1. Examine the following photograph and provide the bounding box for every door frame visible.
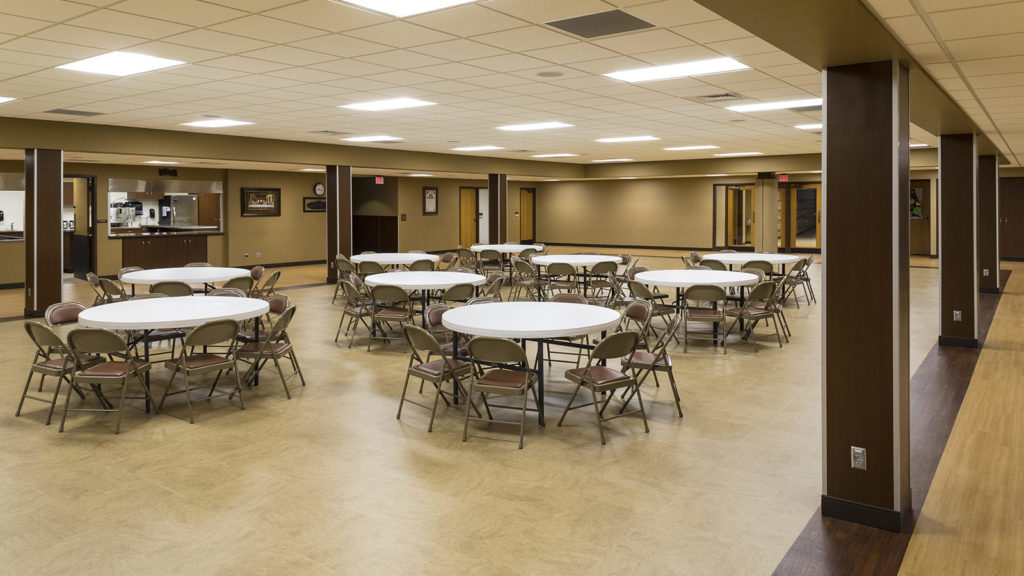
[519,187,536,244]
[782,181,822,253]
[459,186,479,247]
[65,174,97,279]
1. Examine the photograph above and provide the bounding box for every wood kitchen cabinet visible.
[127,191,164,201]
[122,235,208,268]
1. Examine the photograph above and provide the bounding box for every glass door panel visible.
[726,184,755,248]
[788,183,821,250]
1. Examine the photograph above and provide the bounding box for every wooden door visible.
[198,193,221,228]
[459,187,477,246]
[519,188,535,243]
[788,183,822,250]
[1000,177,1024,259]
[910,180,930,255]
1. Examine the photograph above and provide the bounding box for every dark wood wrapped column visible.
[977,154,999,294]
[488,173,507,244]
[24,149,63,317]
[939,134,979,347]
[326,165,352,284]
[822,60,911,532]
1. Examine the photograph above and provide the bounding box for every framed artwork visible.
[303,196,327,213]
[241,188,281,217]
[910,185,924,219]
[423,186,438,215]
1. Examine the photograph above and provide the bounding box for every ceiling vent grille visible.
[310,130,349,136]
[46,108,103,116]
[546,10,654,39]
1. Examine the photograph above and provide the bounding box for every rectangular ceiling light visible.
[795,123,823,130]
[57,51,185,77]
[344,135,403,142]
[452,145,503,151]
[409,173,434,177]
[532,153,578,158]
[341,97,436,111]
[592,158,633,163]
[181,119,253,128]
[299,168,325,172]
[664,145,718,151]
[909,143,929,148]
[142,160,179,165]
[497,121,573,132]
[604,57,748,83]
[0,96,17,104]
[329,0,477,17]
[713,152,764,157]
[595,135,659,143]
[726,98,823,112]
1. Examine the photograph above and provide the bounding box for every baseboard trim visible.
[821,494,911,533]
[0,282,22,289]
[242,259,324,269]
[980,287,1001,294]
[938,335,980,348]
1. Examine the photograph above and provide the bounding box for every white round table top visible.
[634,269,760,288]
[700,252,801,266]
[442,301,621,339]
[78,296,270,330]
[120,267,251,285]
[350,253,440,265]
[531,254,621,268]
[365,271,486,290]
[470,244,542,254]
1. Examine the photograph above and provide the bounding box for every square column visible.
[977,154,999,293]
[24,149,63,316]
[326,165,352,284]
[939,134,979,347]
[822,60,911,531]
[488,173,508,244]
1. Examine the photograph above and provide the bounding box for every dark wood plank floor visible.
[773,270,1009,576]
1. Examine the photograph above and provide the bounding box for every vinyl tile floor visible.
[0,258,941,575]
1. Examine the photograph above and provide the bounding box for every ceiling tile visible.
[210,15,326,43]
[0,13,53,35]
[524,42,619,64]
[904,42,948,64]
[407,5,525,36]
[308,58,392,76]
[409,39,507,61]
[473,26,575,52]
[241,45,337,66]
[884,15,936,45]
[930,3,1024,41]
[413,62,492,80]
[264,0,389,33]
[958,55,1024,77]
[706,36,780,58]
[108,0,245,26]
[864,0,916,18]
[672,19,752,44]
[162,29,273,53]
[203,0,303,13]
[483,0,618,23]
[357,50,446,69]
[593,29,694,53]
[128,41,226,63]
[266,67,344,83]
[946,33,1024,61]
[0,0,94,21]
[466,53,552,73]
[290,34,390,58]
[344,21,456,49]
[202,55,293,74]
[1,37,106,59]
[28,24,146,50]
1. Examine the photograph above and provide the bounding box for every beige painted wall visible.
[536,177,717,248]
[0,241,24,284]
[395,177,485,251]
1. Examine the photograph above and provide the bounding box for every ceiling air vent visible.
[791,105,823,113]
[46,108,103,116]
[698,93,742,102]
[311,130,349,136]
[546,10,654,39]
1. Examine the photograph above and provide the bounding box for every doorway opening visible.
[63,175,96,280]
[519,187,535,244]
[459,187,479,246]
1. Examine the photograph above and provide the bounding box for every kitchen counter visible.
[109,225,221,237]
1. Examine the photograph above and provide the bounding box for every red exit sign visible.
[778,174,789,182]
[375,176,384,185]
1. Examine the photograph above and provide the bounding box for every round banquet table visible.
[120,267,251,287]
[365,271,487,324]
[443,301,621,425]
[349,253,440,267]
[531,254,622,298]
[469,244,542,254]
[699,252,800,271]
[634,269,760,290]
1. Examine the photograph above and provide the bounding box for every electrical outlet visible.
[983,269,990,277]
[255,250,262,258]
[243,252,249,259]
[953,310,962,322]
[851,446,867,470]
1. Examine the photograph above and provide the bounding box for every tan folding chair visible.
[207,287,246,298]
[367,285,413,351]
[398,325,478,432]
[256,270,281,297]
[621,314,683,417]
[703,259,727,271]
[159,319,243,423]
[150,281,193,297]
[17,322,102,424]
[544,262,577,296]
[61,328,153,434]
[237,307,306,399]
[441,283,475,305]
[222,275,254,294]
[184,262,211,267]
[463,337,539,449]
[725,281,784,350]
[558,330,647,444]
[86,272,106,306]
[477,249,503,276]
[545,293,591,367]
[99,278,129,304]
[408,259,434,271]
[439,252,458,270]
[682,284,728,353]
[335,282,372,347]
[332,256,357,304]
[45,301,86,328]
[587,260,619,305]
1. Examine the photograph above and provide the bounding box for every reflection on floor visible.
[0,255,943,575]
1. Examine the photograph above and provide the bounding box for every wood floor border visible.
[773,269,1009,576]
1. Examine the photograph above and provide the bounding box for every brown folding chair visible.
[335,282,372,348]
[463,337,539,449]
[16,322,102,424]
[150,281,193,297]
[398,325,477,432]
[237,307,306,399]
[622,314,683,417]
[159,319,243,423]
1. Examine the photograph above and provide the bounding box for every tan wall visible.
[224,170,326,267]
[395,177,486,251]
[536,177,717,248]
[0,241,24,284]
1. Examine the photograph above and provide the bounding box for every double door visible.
[721,182,821,251]
[1000,177,1024,259]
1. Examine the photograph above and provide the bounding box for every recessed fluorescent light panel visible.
[496,121,573,132]
[409,173,434,177]
[544,179,560,182]
[713,152,764,157]
[592,158,633,163]
[142,160,179,165]
[727,98,823,112]
[706,173,728,177]
[620,177,637,179]
[595,135,659,143]
[341,97,436,111]
[604,57,748,83]
[795,123,823,130]
[57,51,184,77]
[344,135,403,142]
[182,119,253,128]
[0,96,16,104]
[452,145,503,151]
[532,153,578,158]
[299,168,325,172]
[664,145,719,151]
[329,0,477,17]
[909,143,929,148]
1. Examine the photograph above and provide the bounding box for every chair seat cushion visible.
[476,368,529,389]
[413,358,471,378]
[374,307,409,320]
[239,341,290,355]
[623,350,670,369]
[170,353,232,370]
[79,360,148,377]
[565,365,632,388]
[38,354,102,371]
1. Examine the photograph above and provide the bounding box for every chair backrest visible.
[223,276,254,291]
[425,303,450,330]
[485,272,504,284]
[263,306,297,342]
[150,281,193,297]
[261,270,281,291]
[625,266,647,280]
[360,250,376,255]
[702,259,727,271]
[184,262,212,267]
[86,272,102,288]
[479,249,501,261]
[408,249,426,254]
[371,284,410,306]
[25,321,67,355]
[547,262,575,277]
[408,259,434,272]
[440,252,457,269]
[648,314,681,359]
[684,284,726,303]
[746,281,776,303]
[467,296,499,305]
[518,247,539,260]
[484,277,504,299]
[342,280,364,305]
[739,267,765,282]
[118,266,142,286]
[359,261,386,275]
[45,302,86,327]
[457,248,476,264]
[185,319,240,347]
[403,325,443,357]
[744,260,774,275]
[207,287,247,297]
[130,292,167,300]
[590,330,638,361]
[67,327,128,355]
[335,256,355,275]
[442,283,475,303]
[689,265,711,271]
[550,292,587,304]
[250,265,265,282]
[618,254,631,266]
[626,280,653,300]
[514,259,536,276]
[267,294,291,314]
[99,278,125,301]
[590,260,618,276]
[468,336,528,365]
[623,299,652,324]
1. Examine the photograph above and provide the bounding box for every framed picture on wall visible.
[241,187,281,217]
[423,186,438,215]
[303,196,326,213]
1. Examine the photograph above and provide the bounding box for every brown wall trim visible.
[980,287,1001,294]
[821,495,912,533]
[938,335,980,348]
